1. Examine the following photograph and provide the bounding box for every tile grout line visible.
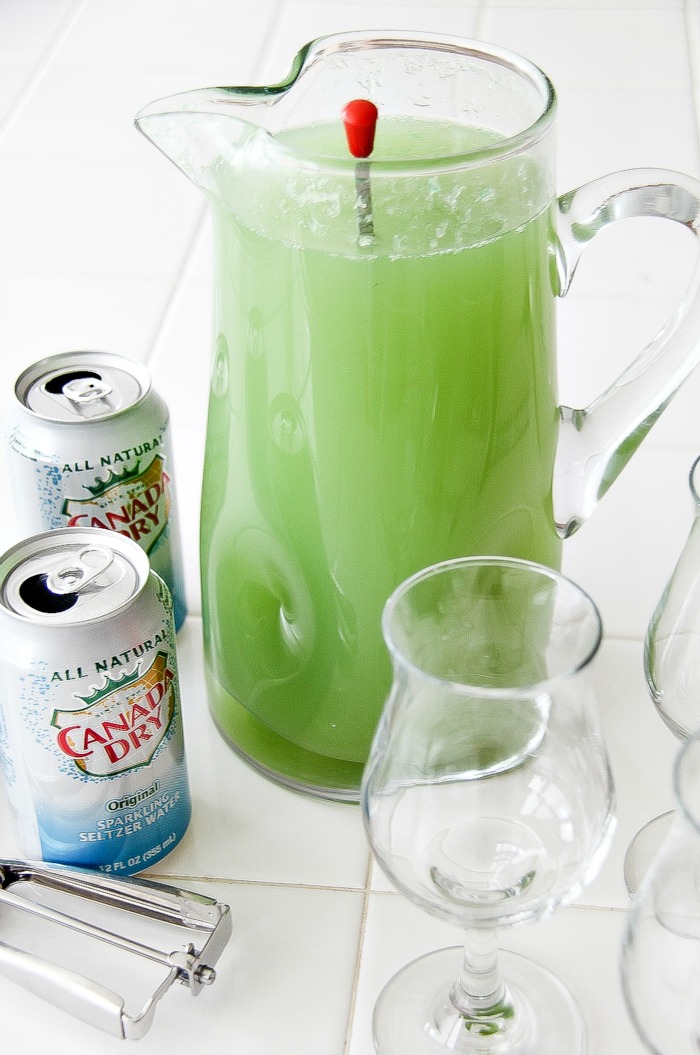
[146,871,369,895]
[0,0,91,147]
[473,0,491,40]
[252,0,297,82]
[343,852,374,1055]
[142,205,210,370]
[142,0,285,371]
[686,0,700,155]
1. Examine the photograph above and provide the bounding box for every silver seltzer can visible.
[6,350,187,630]
[0,528,192,875]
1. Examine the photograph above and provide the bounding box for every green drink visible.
[137,33,700,802]
[199,118,560,797]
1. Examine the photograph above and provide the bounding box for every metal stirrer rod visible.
[342,99,378,245]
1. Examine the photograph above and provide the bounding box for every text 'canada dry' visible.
[0,528,191,874]
[6,351,187,630]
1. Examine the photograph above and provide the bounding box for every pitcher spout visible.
[133,33,383,192]
[133,34,326,187]
[134,90,265,192]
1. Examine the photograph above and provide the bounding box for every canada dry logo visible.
[51,650,176,777]
[61,454,171,553]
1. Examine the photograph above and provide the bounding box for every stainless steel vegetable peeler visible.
[0,859,232,1039]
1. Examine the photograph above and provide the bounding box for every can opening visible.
[43,370,102,395]
[19,573,79,613]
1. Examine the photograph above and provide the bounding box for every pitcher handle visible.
[553,168,700,538]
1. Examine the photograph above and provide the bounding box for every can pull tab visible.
[46,546,114,596]
[62,376,113,406]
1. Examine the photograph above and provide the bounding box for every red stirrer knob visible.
[342,99,378,158]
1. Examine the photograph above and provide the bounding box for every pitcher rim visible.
[381,555,603,697]
[305,32,556,171]
[135,31,557,175]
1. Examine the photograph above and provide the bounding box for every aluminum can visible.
[6,351,187,630]
[0,528,192,875]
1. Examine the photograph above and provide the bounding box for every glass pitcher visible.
[135,32,700,800]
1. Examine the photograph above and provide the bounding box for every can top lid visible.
[15,351,151,423]
[0,529,149,625]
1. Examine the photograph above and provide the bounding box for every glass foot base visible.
[373,946,586,1054]
[623,810,676,897]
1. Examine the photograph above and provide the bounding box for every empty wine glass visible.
[624,453,700,895]
[361,556,616,1055]
[621,728,700,1054]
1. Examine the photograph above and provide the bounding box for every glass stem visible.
[450,929,514,1028]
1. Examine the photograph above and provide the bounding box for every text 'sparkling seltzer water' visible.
[0,528,191,874]
[6,351,187,630]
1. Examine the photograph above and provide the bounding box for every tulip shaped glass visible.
[361,556,615,1054]
[622,730,700,1054]
[624,453,700,895]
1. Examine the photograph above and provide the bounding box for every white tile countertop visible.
[0,1,699,1052]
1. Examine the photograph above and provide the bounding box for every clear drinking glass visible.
[361,556,616,1055]
[624,454,700,894]
[622,729,700,1054]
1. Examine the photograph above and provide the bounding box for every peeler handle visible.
[0,937,130,1038]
